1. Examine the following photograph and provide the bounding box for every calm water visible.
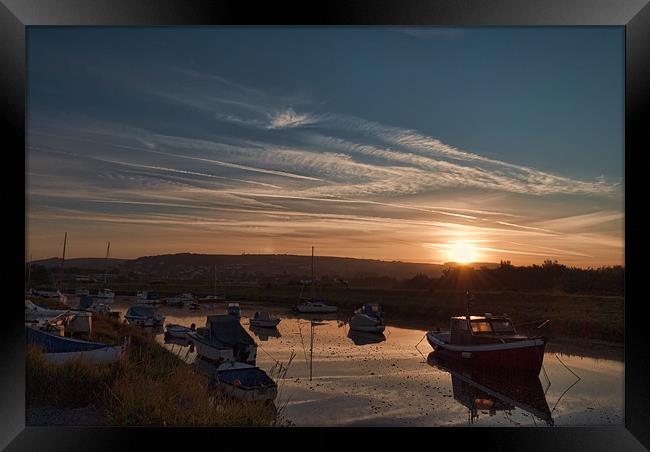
[112,299,623,427]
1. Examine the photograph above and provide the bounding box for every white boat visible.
[249,312,281,329]
[294,300,338,313]
[96,288,115,302]
[198,295,226,303]
[165,297,185,307]
[349,303,385,333]
[165,323,196,339]
[213,361,277,402]
[188,315,257,365]
[293,247,338,314]
[124,305,165,327]
[137,291,160,304]
[24,299,69,321]
[26,325,125,364]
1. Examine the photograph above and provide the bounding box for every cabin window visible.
[491,320,515,333]
[470,321,492,333]
[454,319,468,330]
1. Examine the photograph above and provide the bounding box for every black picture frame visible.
[2,0,649,450]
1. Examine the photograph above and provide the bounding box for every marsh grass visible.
[27,314,282,426]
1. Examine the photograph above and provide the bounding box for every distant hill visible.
[30,257,127,269]
[29,253,504,280]
[122,253,449,279]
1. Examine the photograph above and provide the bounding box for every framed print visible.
[2,0,649,450]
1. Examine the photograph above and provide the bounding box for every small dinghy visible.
[349,303,385,333]
[165,323,196,339]
[249,312,280,329]
[212,361,278,402]
[26,325,126,364]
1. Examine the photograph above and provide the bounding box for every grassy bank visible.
[26,314,282,426]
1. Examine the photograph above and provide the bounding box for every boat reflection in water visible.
[427,352,554,426]
[249,325,282,341]
[347,329,386,346]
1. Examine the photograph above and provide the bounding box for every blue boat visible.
[212,362,277,402]
[26,326,125,364]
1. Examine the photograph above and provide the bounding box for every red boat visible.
[426,313,547,374]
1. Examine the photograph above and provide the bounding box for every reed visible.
[27,315,284,426]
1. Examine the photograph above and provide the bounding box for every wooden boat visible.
[187,315,257,365]
[426,313,546,374]
[249,311,280,329]
[26,325,125,364]
[212,361,277,402]
[349,303,385,333]
[124,305,165,327]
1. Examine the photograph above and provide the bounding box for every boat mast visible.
[103,241,110,285]
[311,246,315,299]
[27,254,32,290]
[310,320,314,381]
[59,232,67,290]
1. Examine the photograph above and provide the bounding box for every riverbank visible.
[26,313,282,426]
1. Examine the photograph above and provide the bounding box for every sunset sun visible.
[447,242,478,263]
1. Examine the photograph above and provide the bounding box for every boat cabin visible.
[450,314,519,345]
[358,303,384,318]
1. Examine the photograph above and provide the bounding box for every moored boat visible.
[96,288,115,302]
[226,302,241,317]
[137,291,160,304]
[26,325,126,364]
[426,313,546,374]
[187,315,257,365]
[349,303,385,333]
[165,323,196,339]
[165,296,185,307]
[294,300,338,313]
[212,361,278,402]
[124,305,165,327]
[249,311,280,328]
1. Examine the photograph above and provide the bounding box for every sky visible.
[26,27,624,266]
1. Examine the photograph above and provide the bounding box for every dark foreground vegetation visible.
[26,310,282,426]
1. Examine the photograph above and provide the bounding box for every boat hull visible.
[295,306,338,313]
[188,333,236,363]
[349,323,385,333]
[217,382,277,402]
[250,319,280,328]
[43,346,125,364]
[426,332,546,374]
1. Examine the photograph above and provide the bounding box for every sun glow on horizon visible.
[447,241,479,263]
